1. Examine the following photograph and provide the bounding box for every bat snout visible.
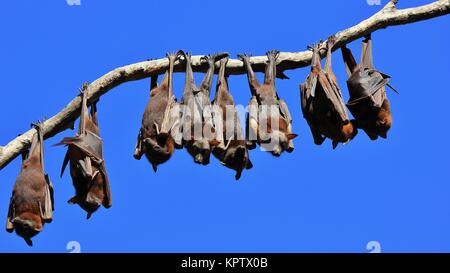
[271,145,283,157]
[12,217,41,242]
[13,218,35,230]
[197,155,211,165]
[194,154,204,164]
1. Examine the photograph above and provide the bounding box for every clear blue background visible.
[0,0,449,253]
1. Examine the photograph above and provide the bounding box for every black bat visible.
[211,57,253,180]
[300,38,357,149]
[7,122,54,246]
[178,51,228,165]
[238,50,297,157]
[134,52,181,172]
[54,83,111,219]
[341,34,398,140]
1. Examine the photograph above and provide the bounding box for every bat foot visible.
[237,53,251,62]
[266,50,280,61]
[327,35,336,47]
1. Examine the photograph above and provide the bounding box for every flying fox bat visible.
[6,122,54,246]
[341,34,398,140]
[300,39,357,149]
[54,83,111,219]
[238,50,298,157]
[178,51,228,165]
[211,57,253,180]
[134,52,181,172]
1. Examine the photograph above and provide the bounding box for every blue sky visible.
[0,0,449,253]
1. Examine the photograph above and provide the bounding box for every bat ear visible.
[287,133,298,140]
[209,139,220,148]
[34,225,43,232]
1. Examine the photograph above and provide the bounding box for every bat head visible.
[349,97,392,140]
[144,134,175,171]
[186,139,219,165]
[262,131,297,157]
[219,144,253,180]
[68,170,105,218]
[375,116,391,139]
[12,212,43,246]
[375,99,392,139]
[75,197,101,219]
[341,120,358,143]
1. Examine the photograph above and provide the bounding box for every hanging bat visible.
[211,57,253,180]
[134,52,181,172]
[300,39,357,149]
[341,34,398,140]
[178,51,227,165]
[54,83,111,219]
[6,122,54,246]
[238,50,298,157]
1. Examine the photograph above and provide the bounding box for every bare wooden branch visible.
[0,0,449,170]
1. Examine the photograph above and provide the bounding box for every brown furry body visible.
[301,41,357,149]
[212,58,253,180]
[239,50,297,156]
[55,84,111,219]
[341,35,394,140]
[7,123,53,246]
[134,53,179,172]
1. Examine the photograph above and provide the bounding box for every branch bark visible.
[0,0,449,170]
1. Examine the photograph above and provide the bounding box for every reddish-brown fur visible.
[301,41,357,149]
[55,85,111,219]
[7,123,53,246]
[352,96,392,140]
[134,53,179,172]
[341,35,394,140]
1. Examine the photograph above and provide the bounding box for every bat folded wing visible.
[55,131,104,162]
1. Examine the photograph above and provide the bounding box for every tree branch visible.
[0,0,449,170]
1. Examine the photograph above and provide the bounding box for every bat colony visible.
[5,34,397,246]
